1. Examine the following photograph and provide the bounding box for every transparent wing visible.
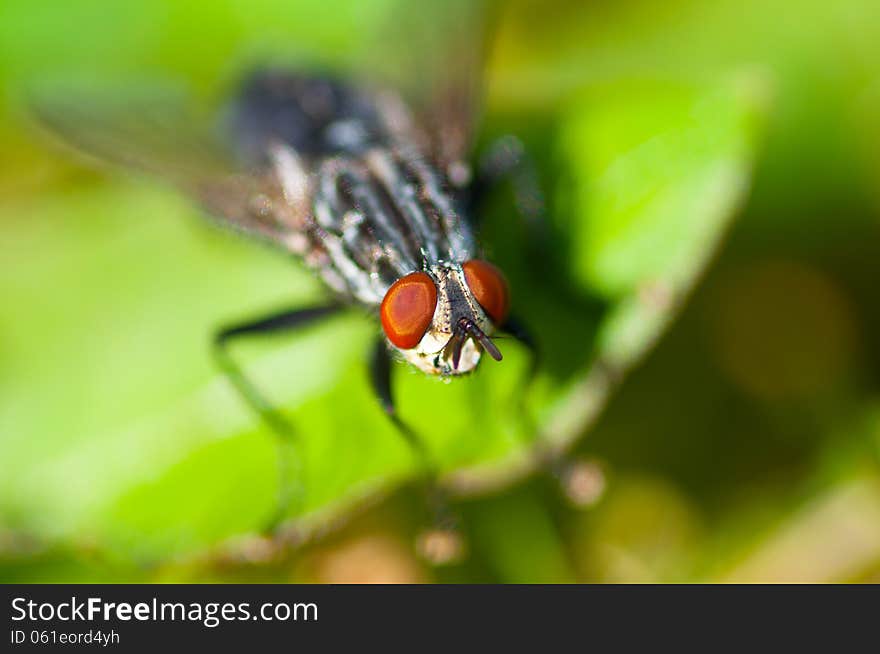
[31,83,309,248]
[358,0,498,166]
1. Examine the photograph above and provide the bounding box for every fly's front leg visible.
[501,314,539,391]
[475,143,598,507]
[498,313,544,455]
[369,339,464,565]
[469,135,547,237]
[369,338,433,468]
[502,308,601,508]
[213,303,343,531]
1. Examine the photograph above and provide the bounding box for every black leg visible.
[369,339,463,563]
[502,314,576,491]
[501,316,605,508]
[473,141,604,510]
[469,135,547,234]
[500,314,539,390]
[369,338,434,469]
[213,303,343,530]
[497,314,545,459]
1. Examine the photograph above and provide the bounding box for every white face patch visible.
[391,264,497,376]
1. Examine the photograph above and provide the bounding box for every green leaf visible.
[0,73,765,564]
[464,487,576,584]
[567,78,764,298]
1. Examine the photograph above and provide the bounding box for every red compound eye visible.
[380,272,438,349]
[463,259,509,324]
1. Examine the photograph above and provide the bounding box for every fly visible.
[32,7,540,557]
[225,71,511,376]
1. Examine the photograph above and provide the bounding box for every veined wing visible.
[356,0,498,169]
[31,84,313,251]
[30,78,465,305]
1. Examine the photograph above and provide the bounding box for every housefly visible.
[32,1,539,558]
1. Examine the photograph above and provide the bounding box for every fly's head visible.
[380,260,509,376]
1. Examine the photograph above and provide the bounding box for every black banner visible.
[2,584,876,650]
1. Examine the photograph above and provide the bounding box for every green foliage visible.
[0,74,763,564]
[2,0,879,582]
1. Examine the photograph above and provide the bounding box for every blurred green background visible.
[2,0,880,583]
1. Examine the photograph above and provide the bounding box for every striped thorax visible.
[267,126,507,376]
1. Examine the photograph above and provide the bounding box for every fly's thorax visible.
[394,263,495,376]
